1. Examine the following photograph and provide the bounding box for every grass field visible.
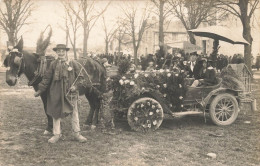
[0,71,259,166]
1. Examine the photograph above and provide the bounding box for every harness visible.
[8,49,25,79]
[28,55,54,86]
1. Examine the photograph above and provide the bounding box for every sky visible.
[0,0,149,50]
[0,0,260,56]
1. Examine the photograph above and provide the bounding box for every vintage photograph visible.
[0,0,259,165]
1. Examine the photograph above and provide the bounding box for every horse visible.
[4,38,107,134]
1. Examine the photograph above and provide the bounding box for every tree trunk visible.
[105,40,109,55]
[159,0,165,58]
[239,0,252,72]
[83,27,88,57]
[188,31,196,44]
[134,47,138,65]
[8,30,16,46]
[118,39,121,52]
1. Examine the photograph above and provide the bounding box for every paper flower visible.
[156,109,160,113]
[144,73,149,77]
[159,69,164,73]
[181,70,185,73]
[163,84,167,88]
[134,74,139,78]
[181,105,184,107]
[68,66,73,71]
[179,84,182,88]
[156,85,160,88]
[148,124,151,128]
[153,120,157,125]
[175,74,179,76]
[179,96,183,100]
[141,104,144,108]
[169,104,173,107]
[163,94,167,97]
[130,81,135,85]
[134,117,138,121]
[122,76,126,80]
[152,105,155,109]
[141,87,145,91]
[149,112,153,116]
[147,102,150,106]
[166,69,170,72]
[167,73,171,77]
[119,79,124,85]
[124,80,130,84]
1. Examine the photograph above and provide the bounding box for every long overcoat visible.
[38,59,85,119]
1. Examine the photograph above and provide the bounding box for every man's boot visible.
[74,132,87,143]
[48,134,62,143]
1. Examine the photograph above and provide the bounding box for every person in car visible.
[191,58,218,87]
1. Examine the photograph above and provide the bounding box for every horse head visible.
[4,37,24,86]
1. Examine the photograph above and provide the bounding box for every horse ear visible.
[15,37,24,52]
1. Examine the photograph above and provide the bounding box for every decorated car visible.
[108,63,252,132]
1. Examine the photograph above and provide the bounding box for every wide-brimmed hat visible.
[198,57,207,62]
[53,44,70,52]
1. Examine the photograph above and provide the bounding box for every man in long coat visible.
[34,44,87,143]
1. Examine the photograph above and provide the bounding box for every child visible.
[34,44,87,143]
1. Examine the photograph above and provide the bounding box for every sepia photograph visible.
[0,0,259,165]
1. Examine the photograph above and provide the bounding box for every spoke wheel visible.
[210,93,239,126]
[127,97,164,132]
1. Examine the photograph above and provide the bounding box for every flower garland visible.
[109,69,187,113]
[128,99,163,132]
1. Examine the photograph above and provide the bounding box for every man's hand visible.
[34,90,41,97]
[70,86,77,92]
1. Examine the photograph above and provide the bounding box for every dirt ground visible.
[0,71,259,166]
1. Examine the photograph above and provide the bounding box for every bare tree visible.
[114,18,128,53]
[121,2,153,65]
[67,0,110,57]
[0,0,34,46]
[168,0,224,44]
[151,0,172,57]
[216,0,260,71]
[61,1,81,59]
[102,15,118,55]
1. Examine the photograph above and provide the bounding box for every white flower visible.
[124,80,130,84]
[153,120,157,125]
[179,84,182,88]
[122,76,126,80]
[68,66,73,71]
[166,69,170,72]
[163,84,167,88]
[169,104,172,107]
[179,96,183,100]
[141,104,144,108]
[119,79,124,85]
[130,81,135,85]
[141,87,145,91]
[149,112,153,116]
[156,85,160,88]
[163,94,167,97]
[152,105,155,109]
[134,117,138,121]
[181,70,185,73]
[156,109,160,113]
[181,105,184,107]
[106,77,111,81]
[175,73,179,76]
[144,73,149,77]
[147,102,150,106]
[148,124,151,128]
[134,74,139,78]
[167,73,171,77]
[159,69,164,73]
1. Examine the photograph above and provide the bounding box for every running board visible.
[172,111,203,117]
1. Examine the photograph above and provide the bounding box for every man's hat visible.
[53,44,70,52]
